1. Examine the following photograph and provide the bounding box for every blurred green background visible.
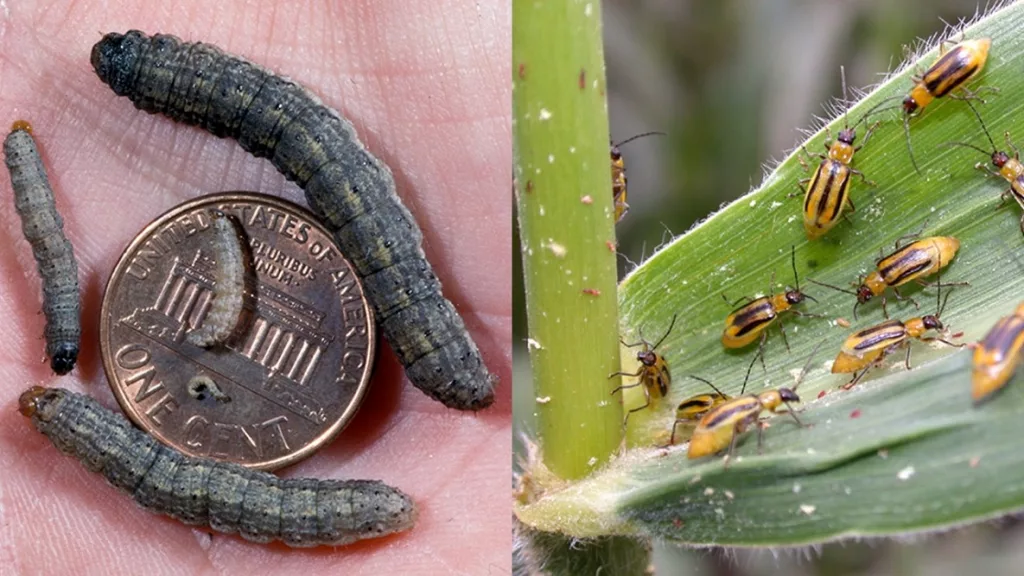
[513,1,1024,574]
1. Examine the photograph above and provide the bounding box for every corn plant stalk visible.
[516,1,1024,545]
[513,0,647,571]
[513,0,621,481]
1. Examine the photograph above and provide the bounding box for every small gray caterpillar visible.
[19,386,416,547]
[186,210,247,348]
[91,30,496,411]
[4,122,81,375]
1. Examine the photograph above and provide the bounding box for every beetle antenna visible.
[807,278,857,296]
[740,351,760,396]
[904,113,922,175]
[790,246,802,291]
[939,140,993,156]
[840,66,850,129]
[964,98,997,152]
[852,95,904,128]
[793,342,826,392]
[612,131,667,148]
[934,241,943,317]
[652,313,678,350]
[686,375,728,398]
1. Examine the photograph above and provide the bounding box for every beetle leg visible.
[609,367,644,383]
[915,278,968,287]
[621,386,652,428]
[919,336,967,349]
[777,316,791,353]
[1007,132,1022,158]
[780,401,804,427]
[950,85,1000,105]
[756,331,768,374]
[669,419,684,446]
[892,287,920,310]
[722,293,755,308]
[849,167,875,188]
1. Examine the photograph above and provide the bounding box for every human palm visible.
[0,1,510,573]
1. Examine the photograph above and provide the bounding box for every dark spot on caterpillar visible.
[91,30,496,411]
[20,386,416,547]
[4,122,81,375]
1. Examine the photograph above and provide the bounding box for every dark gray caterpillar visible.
[4,122,80,375]
[19,386,416,547]
[186,210,247,348]
[91,30,496,411]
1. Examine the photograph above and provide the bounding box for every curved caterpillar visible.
[91,30,496,411]
[19,386,416,547]
[4,122,81,375]
[186,210,248,348]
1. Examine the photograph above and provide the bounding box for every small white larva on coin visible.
[91,30,496,411]
[19,386,417,547]
[186,210,248,348]
[4,121,80,375]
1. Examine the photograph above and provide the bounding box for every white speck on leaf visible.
[527,338,542,350]
[799,504,816,515]
[898,466,915,480]
[793,483,802,494]
[536,396,551,404]
[703,487,714,496]
[539,108,552,120]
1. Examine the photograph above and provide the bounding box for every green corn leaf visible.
[514,1,1024,545]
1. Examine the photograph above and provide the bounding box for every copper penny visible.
[100,192,376,471]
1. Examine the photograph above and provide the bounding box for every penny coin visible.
[100,192,376,471]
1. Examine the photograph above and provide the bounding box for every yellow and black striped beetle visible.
[610,313,677,426]
[831,271,964,390]
[610,131,665,223]
[942,106,1024,236]
[669,375,732,446]
[901,37,993,172]
[798,67,882,240]
[971,302,1024,404]
[721,246,817,369]
[686,343,823,464]
[810,233,962,319]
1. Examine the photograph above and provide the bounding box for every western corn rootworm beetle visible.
[610,313,677,427]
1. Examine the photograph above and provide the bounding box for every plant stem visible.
[513,0,621,480]
[513,1,649,572]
